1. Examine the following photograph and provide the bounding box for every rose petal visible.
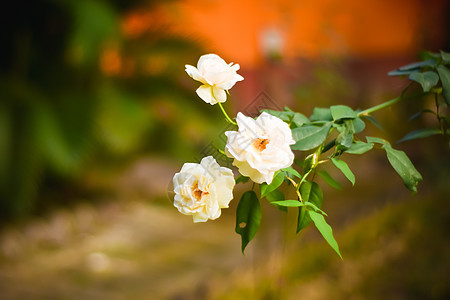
[212,87,227,103]
[196,85,215,104]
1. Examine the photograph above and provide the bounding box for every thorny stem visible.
[218,102,237,125]
[285,176,303,202]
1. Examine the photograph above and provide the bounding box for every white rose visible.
[225,112,295,184]
[185,54,244,105]
[172,156,235,223]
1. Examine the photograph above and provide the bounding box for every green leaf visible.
[397,128,445,143]
[437,65,450,105]
[383,145,422,193]
[282,166,301,178]
[309,211,342,259]
[260,171,284,198]
[388,69,417,76]
[272,200,304,207]
[353,117,366,133]
[345,141,374,154]
[236,175,250,184]
[420,51,441,61]
[331,158,355,185]
[235,191,262,253]
[297,181,323,233]
[335,120,354,149]
[440,50,450,63]
[408,109,436,121]
[366,136,389,145]
[387,59,437,76]
[291,112,310,127]
[362,115,384,131]
[291,122,332,151]
[262,109,293,122]
[330,105,357,120]
[310,107,333,121]
[305,201,328,216]
[409,71,439,92]
[317,170,342,190]
[398,59,437,71]
[265,189,287,212]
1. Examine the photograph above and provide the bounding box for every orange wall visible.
[125,0,447,68]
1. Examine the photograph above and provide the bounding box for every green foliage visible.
[309,211,342,259]
[330,105,357,120]
[291,122,332,151]
[262,107,309,127]
[331,158,355,186]
[345,141,374,154]
[0,0,205,220]
[235,191,262,253]
[366,137,422,193]
[260,171,284,198]
[317,170,342,190]
[265,189,287,212]
[437,65,450,105]
[397,128,447,143]
[409,71,439,92]
[235,175,250,184]
[297,182,323,233]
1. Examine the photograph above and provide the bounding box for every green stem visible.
[357,96,402,116]
[218,102,237,125]
[357,92,425,117]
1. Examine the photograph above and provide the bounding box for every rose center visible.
[191,183,208,201]
[253,138,270,151]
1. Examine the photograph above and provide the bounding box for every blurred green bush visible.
[0,0,217,220]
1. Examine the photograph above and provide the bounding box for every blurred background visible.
[0,0,449,299]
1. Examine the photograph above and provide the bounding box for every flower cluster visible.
[174,54,294,221]
[172,52,424,256]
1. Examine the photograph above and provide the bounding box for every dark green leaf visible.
[330,105,357,120]
[408,109,436,121]
[397,128,445,143]
[409,71,439,92]
[398,59,437,71]
[260,171,284,198]
[291,122,332,151]
[383,145,422,193]
[317,170,342,190]
[440,50,450,63]
[310,107,333,121]
[265,189,287,212]
[388,69,417,76]
[437,65,450,105]
[345,141,374,154]
[297,182,323,233]
[309,211,342,259]
[362,115,384,131]
[235,191,262,253]
[419,51,441,61]
[235,175,250,184]
[282,166,301,178]
[331,158,355,185]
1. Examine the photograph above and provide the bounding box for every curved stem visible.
[218,102,237,125]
